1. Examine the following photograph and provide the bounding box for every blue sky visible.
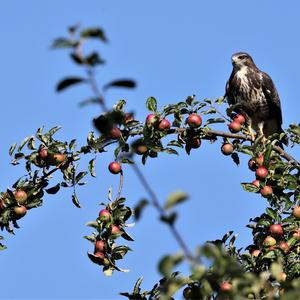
[0,1,299,299]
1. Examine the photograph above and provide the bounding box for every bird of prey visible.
[225,52,287,145]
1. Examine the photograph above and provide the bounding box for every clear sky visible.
[0,1,299,299]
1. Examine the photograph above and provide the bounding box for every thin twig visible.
[116,169,124,200]
[131,163,196,262]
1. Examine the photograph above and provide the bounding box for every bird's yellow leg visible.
[258,122,266,147]
[247,125,256,142]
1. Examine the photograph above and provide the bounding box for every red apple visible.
[269,224,283,237]
[263,236,276,247]
[233,114,246,124]
[260,185,273,198]
[94,251,105,259]
[189,137,201,149]
[255,166,268,179]
[95,240,105,252]
[292,230,300,240]
[99,209,111,221]
[293,206,300,219]
[110,128,121,139]
[158,119,171,131]
[108,162,121,174]
[279,242,289,253]
[220,281,232,292]
[248,159,258,171]
[53,153,66,164]
[146,114,157,126]
[187,113,202,128]
[256,154,264,166]
[14,190,28,204]
[135,145,148,155]
[14,205,27,219]
[252,180,260,188]
[251,249,261,257]
[221,143,234,155]
[228,121,241,133]
[279,272,287,282]
[39,148,48,158]
[111,225,120,235]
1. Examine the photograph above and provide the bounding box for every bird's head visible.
[231,52,255,69]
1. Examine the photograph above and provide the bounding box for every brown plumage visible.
[225,52,287,145]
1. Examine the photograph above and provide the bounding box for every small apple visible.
[53,153,66,164]
[158,119,171,131]
[187,113,202,128]
[233,114,246,124]
[111,225,120,235]
[108,162,121,174]
[228,121,241,133]
[220,281,232,292]
[94,251,105,259]
[221,143,234,155]
[269,224,283,237]
[279,242,289,253]
[279,272,287,282]
[255,154,264,166]
[263,236,276,247]
[292,230,300,240]
[248,159,258,171]
[39,148,48,158]
[260,185,273,198]
[189,137,201,149]
[251,249,261,257]
[252,180,260,188]
[99,209,111,221]
[255,166,268,179]
[135,145,148,155]
[14,190,28,204]
[110,128,121,139]
[95,240,105,252]
[146,114,157,126]
[14,205,27,219]
[292,206,300,219]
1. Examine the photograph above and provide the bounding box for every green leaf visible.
[158,253,184,277]
[18,137,30,152]
[160,212,177,225]
[88,158,96,177]
[133,199,149,221]
[45,183,61,195]
[112,245,132,260]
[80,28,107,42]
[265,207,278,221]
[9,143,17,156]
[52,38,76,49]
[56,77,86,92]
[75,171,88,184]
[241,183,259,193]
[231,152,240,166]
[205,118,225,125]
[72,193,81,208]
[69,139,77,150]
[146,97,157,112]
[133,277,144,294]
[85,52,105,66]
[164,191,189,210]
[104,79,136,91]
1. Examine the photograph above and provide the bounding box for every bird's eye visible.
[238,55,248,60]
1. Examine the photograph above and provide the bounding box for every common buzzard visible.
[225,52,287,145]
